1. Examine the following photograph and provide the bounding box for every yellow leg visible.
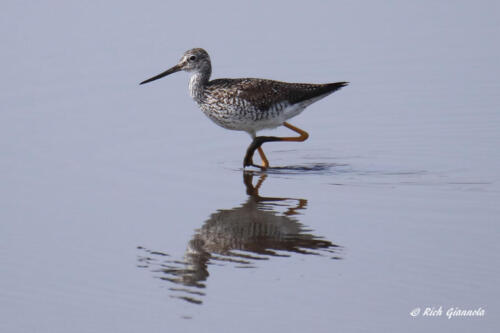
[257,147,269,169]
[243,122,309,169]
[280,122,309,141]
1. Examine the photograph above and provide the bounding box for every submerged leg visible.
[242,122,310,169]
[243,136,280,169]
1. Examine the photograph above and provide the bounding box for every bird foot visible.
[251,164,267,170]
[243,157,266,170]
[244,161,265,170]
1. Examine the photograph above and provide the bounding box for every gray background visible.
[1,1,499,332]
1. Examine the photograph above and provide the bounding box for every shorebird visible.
[140,48,347,169]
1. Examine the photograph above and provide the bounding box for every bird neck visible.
[188,66,211,103]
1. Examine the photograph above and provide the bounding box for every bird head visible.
[140,48,211,85]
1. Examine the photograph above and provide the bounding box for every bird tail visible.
[326,81,349,93]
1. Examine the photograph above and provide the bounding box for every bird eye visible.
[189,55,197,61]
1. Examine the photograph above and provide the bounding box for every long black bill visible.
[139,63,182,85]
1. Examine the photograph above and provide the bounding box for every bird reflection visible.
[137,171,341,305]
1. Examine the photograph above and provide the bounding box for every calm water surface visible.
[2,1,499,332]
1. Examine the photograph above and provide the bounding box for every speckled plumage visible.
[140,48,348,168]
[199,78,347,134]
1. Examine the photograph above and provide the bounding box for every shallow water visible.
[137,172,342,306]
[2,1,499,332]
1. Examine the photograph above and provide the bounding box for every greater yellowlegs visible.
[140,48,347,169]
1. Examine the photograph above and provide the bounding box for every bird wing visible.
[208,78,347,111]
